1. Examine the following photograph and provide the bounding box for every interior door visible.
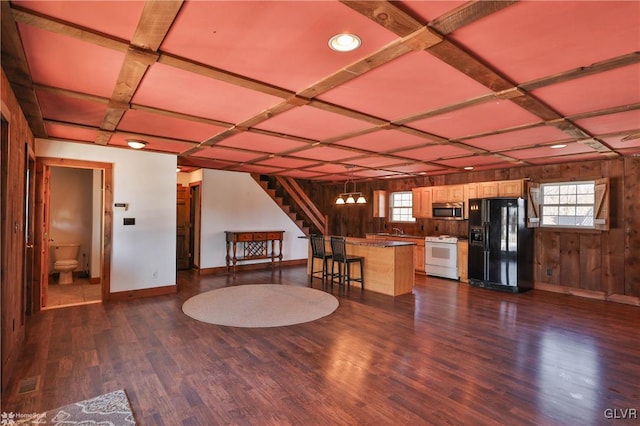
[189,183,201,269]
[176,184,190,270]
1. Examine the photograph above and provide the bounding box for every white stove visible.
[425,235,459,279]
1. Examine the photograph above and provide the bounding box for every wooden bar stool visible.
[309,234,332,285]
[330,236,364,290]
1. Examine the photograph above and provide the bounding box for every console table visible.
[225,231,284,276]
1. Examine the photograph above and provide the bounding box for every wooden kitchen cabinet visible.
[366,234,426,274]
[478,181,499,198]
[448,185,464,202]
[412,187,432,218]
[457,240,468,283]
[476,180,524,198]
[373,190,388,218]
[431,186,448,203]
[432,184,464,203]
[464,183,478,219]
[498,179,524,197]
[414,243,425,275]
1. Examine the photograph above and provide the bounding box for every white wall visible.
[36,139,177,292]
[198,169,308,269]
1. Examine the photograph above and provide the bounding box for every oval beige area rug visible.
[182,284,339,328]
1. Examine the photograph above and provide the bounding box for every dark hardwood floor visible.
[3,266,639,425]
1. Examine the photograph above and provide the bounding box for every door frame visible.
[189,181,201,269]
[34,157,113,310]
[176,184,190,270]
[24,146,35,315]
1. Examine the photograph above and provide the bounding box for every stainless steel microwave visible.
[432,202,464,220]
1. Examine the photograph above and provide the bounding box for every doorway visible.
[34,158,113,311]
[45,167,102,308]
[189,182,201,269]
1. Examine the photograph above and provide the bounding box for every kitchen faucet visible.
[392,227,404,235]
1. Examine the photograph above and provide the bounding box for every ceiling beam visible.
[429,1,518,35]
[344,0,619,160]
[43,119,199,149]
[96,0,184,142]
[340,1,425,37]
[10,5,129,53]
[1,2,47,137]
[520,52,640,91]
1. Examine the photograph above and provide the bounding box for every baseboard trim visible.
[199,259,307,276]
[534,282,606,300]
[606,294,640,306]
[89,277,101,284]
[534,282,640,306]
[109,285,177,302]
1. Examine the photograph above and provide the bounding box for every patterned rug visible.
[16,389,136,425]
[182,284,339,327]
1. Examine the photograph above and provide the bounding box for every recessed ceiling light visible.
[328,33,361,52]
[464,166,474,170]
[126,139,147,149]
[550,144,567,149]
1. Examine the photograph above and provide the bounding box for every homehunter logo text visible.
[1,411,46,425]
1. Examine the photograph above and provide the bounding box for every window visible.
[540,181,595,228]
[390,191,415,223]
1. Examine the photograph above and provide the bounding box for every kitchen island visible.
[307,236,415,296]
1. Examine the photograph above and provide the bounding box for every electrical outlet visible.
[152,270,158,279]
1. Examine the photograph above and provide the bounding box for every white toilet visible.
[52,244,80,285]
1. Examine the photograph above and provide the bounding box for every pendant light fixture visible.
[335,166,367,205]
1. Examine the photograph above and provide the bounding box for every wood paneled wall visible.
[1,68,33,391]
[300,158,640,301]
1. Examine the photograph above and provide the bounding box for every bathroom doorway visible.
[34,158,113,311]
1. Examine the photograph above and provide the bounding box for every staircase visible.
[252,174,328,236]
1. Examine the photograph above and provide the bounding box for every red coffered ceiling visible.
[2,0,639,182]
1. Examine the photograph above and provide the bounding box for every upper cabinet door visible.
[478,182,499,198]
[448,185,464,202]
[498,180,524,197]
[412,187,432,218]
[432,186,448,203]
[372,190,388,218]
[432,184,464,203]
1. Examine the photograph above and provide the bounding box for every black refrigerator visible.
[468,198,533,293]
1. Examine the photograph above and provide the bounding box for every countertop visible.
[299,235,415,247]
[346,237,416,247]
[367,233,468,241]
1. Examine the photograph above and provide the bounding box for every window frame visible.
[539,180,597,229]
[389,191,416,223]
